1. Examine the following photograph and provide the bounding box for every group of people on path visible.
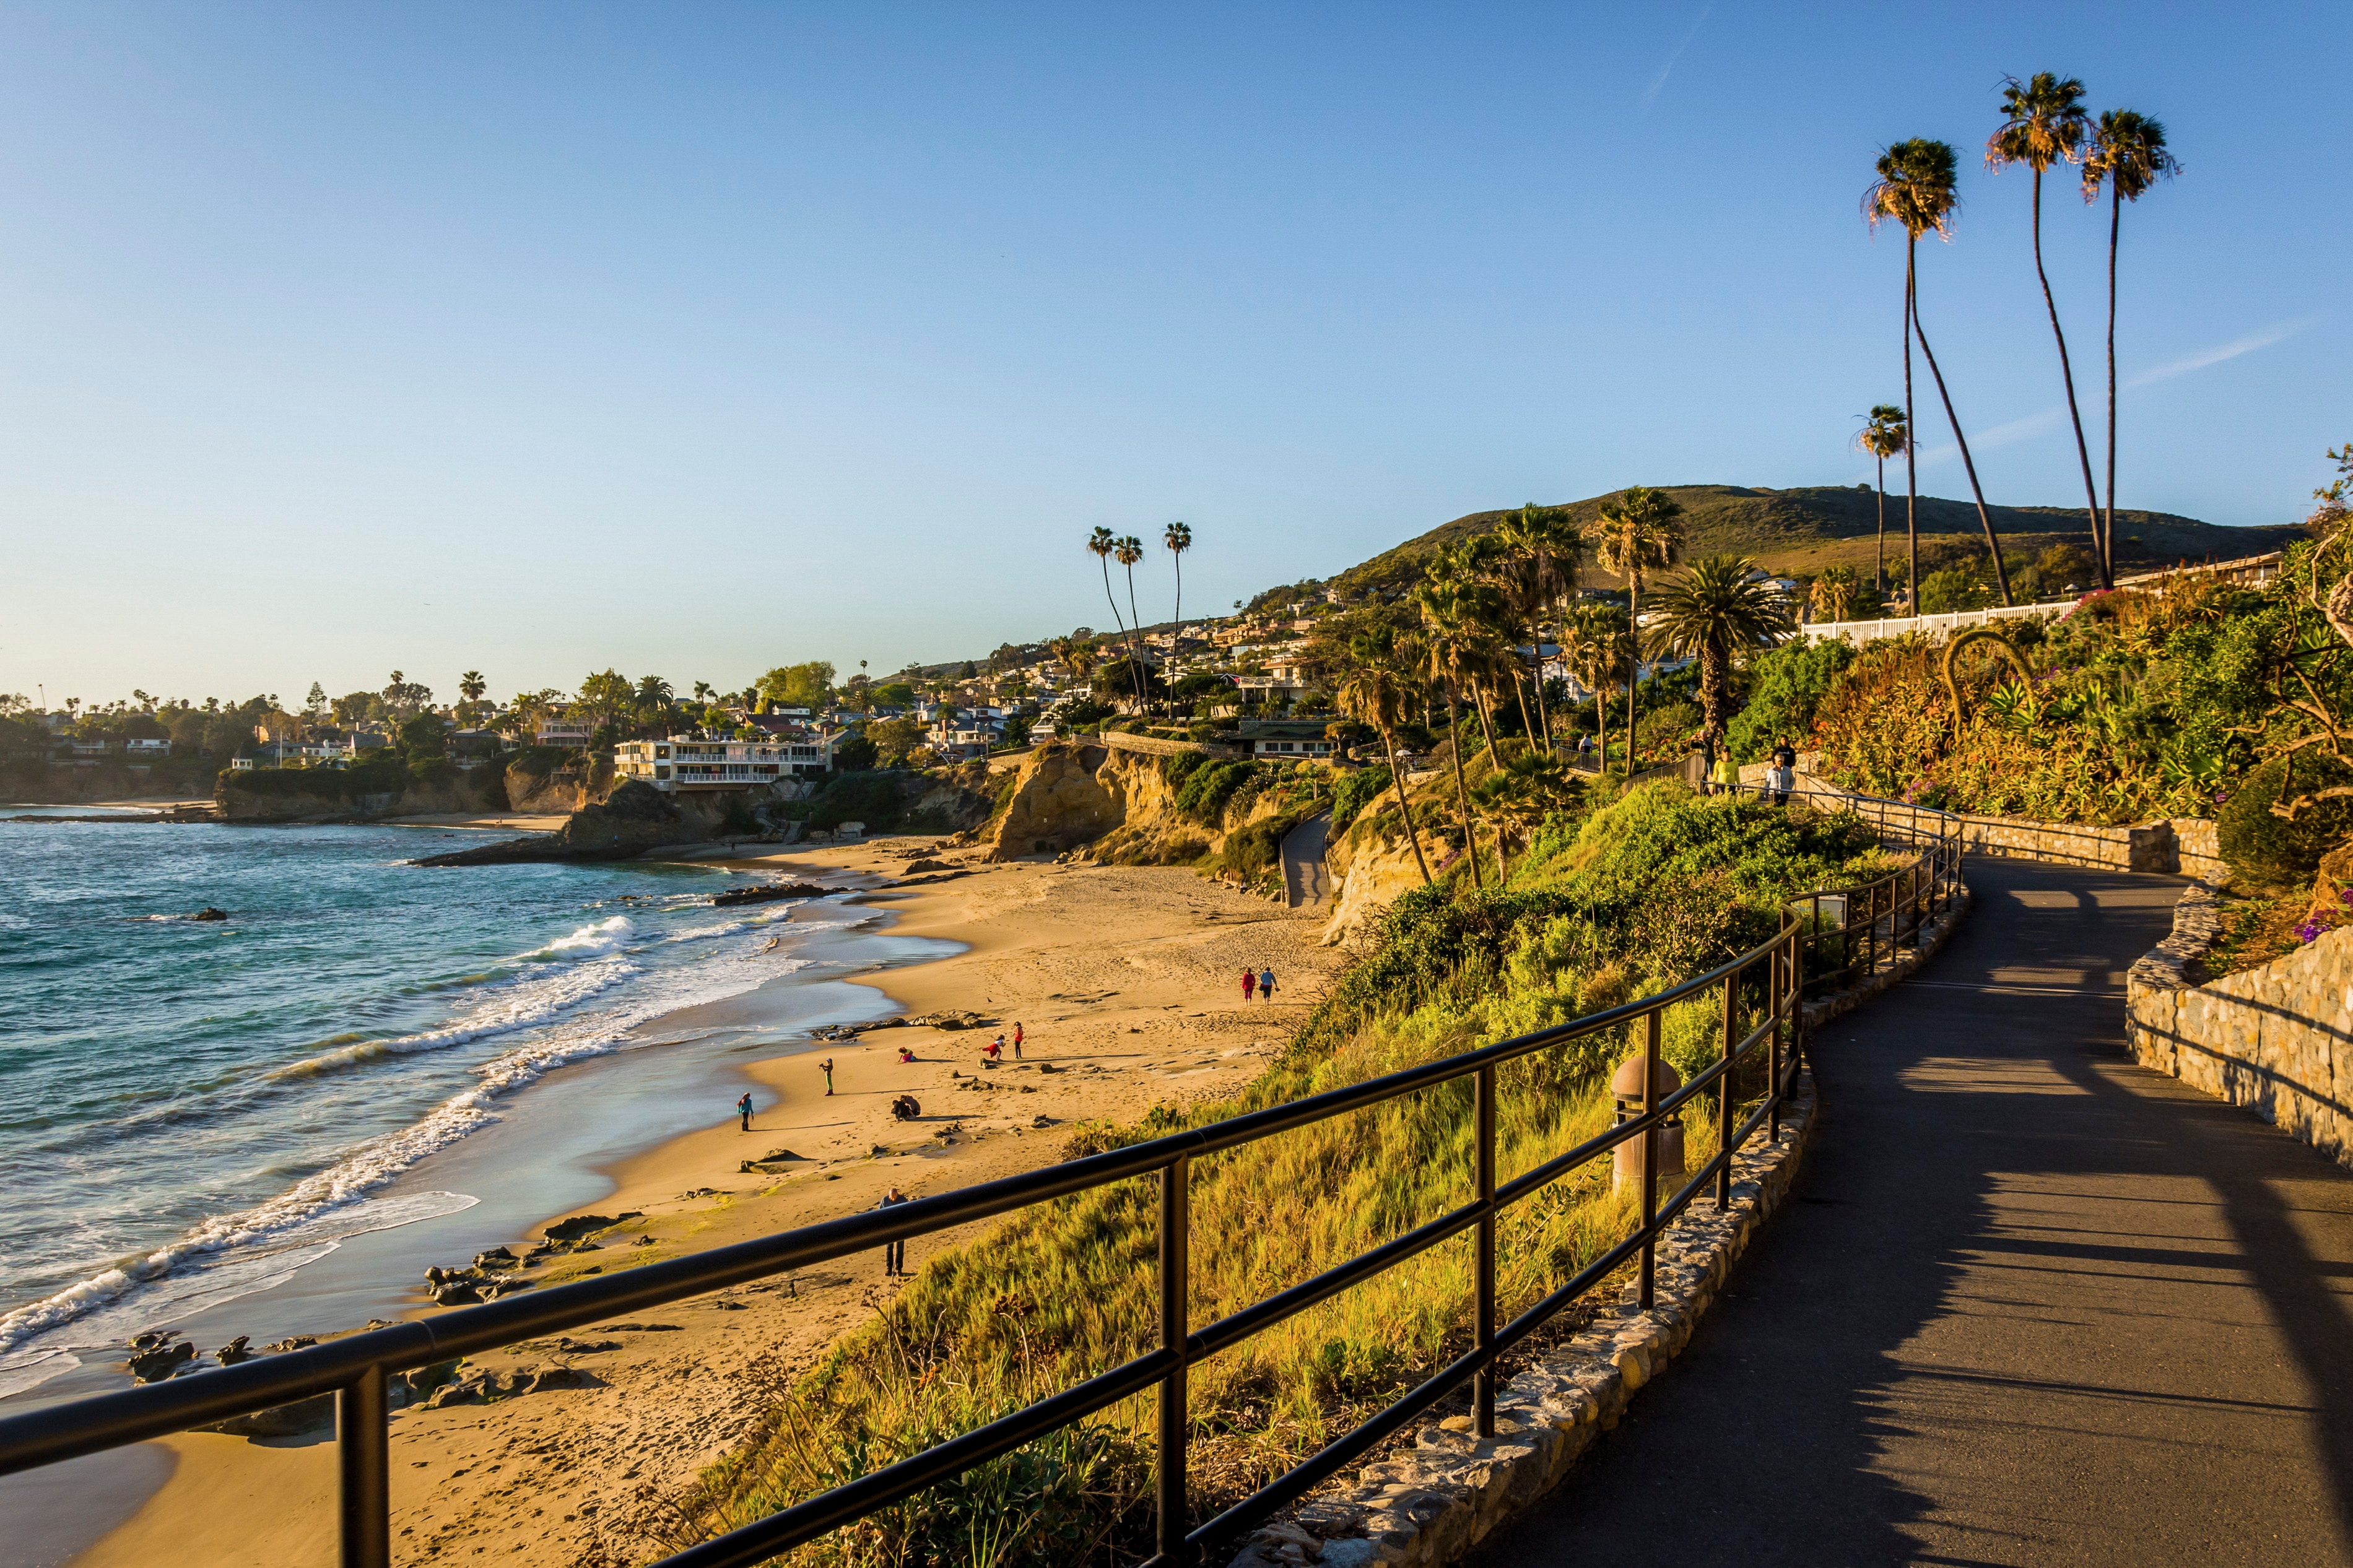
[1705,739,1801,805]
[1241,966,1277,1002]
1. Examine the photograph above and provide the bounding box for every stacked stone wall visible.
[2127,881,2353,1174]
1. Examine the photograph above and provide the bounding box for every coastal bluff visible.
[412,780,737,865]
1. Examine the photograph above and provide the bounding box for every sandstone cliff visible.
[414,781,736,866]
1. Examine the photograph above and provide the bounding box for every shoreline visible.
[65,841,1346,1567]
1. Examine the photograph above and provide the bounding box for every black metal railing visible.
[0,791,1961,1568]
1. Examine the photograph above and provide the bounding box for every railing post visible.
[1157,1156,1192,1566]
[1472,1065,1496,1439]
[1638,1008,1661,1310]
[1769,917,1786,1145]
[1717,968,1734,1211]
[337,1371,390,1568]
[1791,904,1808,1086]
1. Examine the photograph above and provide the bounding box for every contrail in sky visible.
[1893,317,2319,474]
[1642,5,1712,107]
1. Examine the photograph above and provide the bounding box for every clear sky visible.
[3,2,2345,708]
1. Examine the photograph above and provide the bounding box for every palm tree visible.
[1414,570,1505,888]
[1085,527,1131,695]
[1114,534,1149,708]
[1559,601,1633,776]
[1645,556,1796,770]
[1471,745,1579,881]
[1493,503,1580,749]
[2082,109,2180,586]
[1164,521,1193,635]
[1593,487,1683,767]
[1990,73,2104,583]
[1865,137,2014,609]
[1854,405,1908,593]
[1809,565,1861,624]
[1333,621,1433,885]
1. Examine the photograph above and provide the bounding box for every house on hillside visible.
[1230,719,1336,761]
[612,732,843,792]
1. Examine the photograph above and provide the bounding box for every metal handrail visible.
[0,787,1963,1568]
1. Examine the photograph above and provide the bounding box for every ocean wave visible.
[266,955,639,1080]
[0,1189,478,1379]
[1,896,851,1377]
[535,914,633,959]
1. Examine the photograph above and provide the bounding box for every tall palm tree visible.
[1085,527,1129,686]
[1560,601,1633,777]
[1854,405,1907,594]
[2082,109,2180,587]
[1114,534,1148,708]
[1333,621,1433,885]
[1865,137,2014,609]
[1493,503,1580,749]
[1593,487,1683,766]
[1471,745,1578,881]
[1164,521,1193,635]
[1990,73,2105,584]
[1414,570,1505,888]
[1645,556,1796,769]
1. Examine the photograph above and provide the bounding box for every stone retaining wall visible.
[2126,882,2353,1173]
[1223,891,1971,1568]
[1097,730,1246,761]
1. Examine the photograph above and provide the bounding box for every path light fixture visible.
[1612,1054,1685,1193]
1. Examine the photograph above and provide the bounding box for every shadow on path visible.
[1466,857,2353,1567]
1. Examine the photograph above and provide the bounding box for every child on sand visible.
[898,1045,917,1064]
[1012,1023,1024,1059]
[1242,969,1256,1002]
[819,1057,835,1095]
[736,1091,753,1132]
[984,1036,1003,1061]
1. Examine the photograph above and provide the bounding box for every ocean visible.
[0,812,937,1414]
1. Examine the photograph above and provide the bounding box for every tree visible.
[756,662,833,711]
[1165,521,1193,635]
[1415,566,1511,888]
[1593,487,1684,765]
[1115,534,1149,708]
[1865,137,2014,609]
[333,691,378,727]
[1560,602,1634,775]
[1331,618,1433,885]
[1085,527,1134,705]
[380,670,433,720]
[1809,565,1862,623]
[1989,72,2105,582]
[1471,745,1579,880]
[2082,108,2180,587]
[1643,556,1797,769]
[576,670,635,737]
[459,670,487,704]
[1854,405,1908,593]
[1493,503,1581,748]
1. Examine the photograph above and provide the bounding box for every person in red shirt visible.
[1242,969,1256,1002]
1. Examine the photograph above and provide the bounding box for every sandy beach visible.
[71,840,1345,1567]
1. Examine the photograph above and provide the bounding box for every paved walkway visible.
[1282,812,1330,909]
[1469,857,2353,1567]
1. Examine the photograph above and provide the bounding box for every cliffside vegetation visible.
[669,781,1887,1566]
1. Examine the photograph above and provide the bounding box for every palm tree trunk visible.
[1874,455,1885,594]
[1905,240,1918,613]
[1495,820,1510,883]
[1531,616,1554,751]
[1699,641,1726,769]
[1446,678,1482,888]
[2102,182,2121,588]
[1098,561,1129,696]
[1912,303,2016,607]
[1509,651,1535,745]
[2032,165,2106,592]
[1474,681,1501,762]
[1384,729,1433,885]
[1122,567,1147,709]
[1596,678,1608,775]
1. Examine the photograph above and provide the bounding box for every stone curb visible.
[1224,886,1972,1568]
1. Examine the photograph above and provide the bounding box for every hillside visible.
[1328,485,2295,600]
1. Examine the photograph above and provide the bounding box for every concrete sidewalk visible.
[1466,857,2353,1567]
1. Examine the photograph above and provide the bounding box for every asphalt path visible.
[1466,856,2353,1567]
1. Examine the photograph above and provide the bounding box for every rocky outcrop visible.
[214,772,503,825]
[414,781,729,866]
[1319,827,1435,946]
[982,744,1127,859]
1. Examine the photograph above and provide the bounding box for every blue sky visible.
[2,2,2345,707]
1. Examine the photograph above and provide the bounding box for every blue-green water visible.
[0,814,915,1403]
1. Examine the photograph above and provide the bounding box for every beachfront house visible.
[536,710,595,748]
[612,731,843,793]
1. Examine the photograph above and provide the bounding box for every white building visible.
[613,733,842,792]
[536,714,594,747]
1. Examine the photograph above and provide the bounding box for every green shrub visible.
[2219,755,2353,883]
[1173,760,1256,824]
[1727,638,1855,764]
[1329,765,1393,834]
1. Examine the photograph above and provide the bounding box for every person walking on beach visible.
[876,1185,910,1278]
[1242,969,1256,1002]
[1258,966,1276,1002]
[1012,1023,1024,1059]
[819,1057,835,1096]
[736,1092,754,1132]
